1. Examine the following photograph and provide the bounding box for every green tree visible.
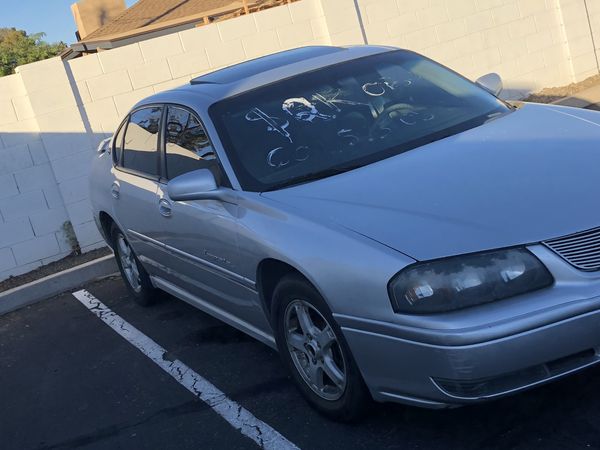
[0,28,66,76]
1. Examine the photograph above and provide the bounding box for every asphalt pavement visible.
[1,276,600,450]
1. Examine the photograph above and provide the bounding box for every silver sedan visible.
[90,45,600,421]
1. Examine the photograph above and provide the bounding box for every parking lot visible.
[1,276,599,450]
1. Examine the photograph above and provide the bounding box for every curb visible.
[0,255,118,315]
[551,84,600,108]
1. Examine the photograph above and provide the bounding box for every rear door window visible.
[122,106,163,177]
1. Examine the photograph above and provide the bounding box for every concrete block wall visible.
[0,0,599,281]
[0,73,74,280]
[343,0,579,98]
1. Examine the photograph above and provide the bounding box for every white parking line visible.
[72,289,299,450]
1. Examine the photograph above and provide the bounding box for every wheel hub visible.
[284,299,347,401]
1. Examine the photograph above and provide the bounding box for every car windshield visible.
[209,50,511,192]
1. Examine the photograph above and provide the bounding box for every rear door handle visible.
[158,198,172,217]
[111,182,120,199]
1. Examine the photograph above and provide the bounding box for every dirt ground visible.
[0,247,112,293]
[525,74,600,103]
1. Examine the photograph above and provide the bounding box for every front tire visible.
[273,274,370,421]
[111,224,159,306]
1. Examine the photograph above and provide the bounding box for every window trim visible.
[115,104,164,182]
[161,103,231,188]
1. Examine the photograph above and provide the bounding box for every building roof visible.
[75,0,245,48]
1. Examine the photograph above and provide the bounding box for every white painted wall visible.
[0,0,598,281]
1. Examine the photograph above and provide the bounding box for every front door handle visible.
[111,182,120,199]
[158,198,172,217]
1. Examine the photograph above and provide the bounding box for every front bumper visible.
[340,304,600,408]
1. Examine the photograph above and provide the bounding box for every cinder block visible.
[0,100,17,126]
[66,199,93,226]
[98,44,144,74]
[447,0,477,20]
[387,12,420,37]
[526,30,554,54]
[365,0,399,24]
[206,40,246,68]
[403,26,439,51]
[453,32,485,53]
[417,5,449,27]
[128,59,173,90]
[475,0,503,11]
[0,119,40,147]
[242,31,282,59]
[254,5,293,32]
[289,0,323,23]
[482,24,511,47]
[75,81,92,105]
[277,21,315,49]
[59,175,90,205]
[51,151,93,183]
[329,28,367,46]
[153,77,190,94]
[491,3,521,26]
[0,174,19,199]
[0,217,34,247]
[518,0,548,17]
[0,247,17,273]
[508,16,537,39]
[14,163,57,192]
[218,14,257,42]
[43,185,65,209]
[67,54,104,81]
[12,233,60,265]
[113,87,155,116]
[140,33,184,61]
[323,8,362,35]
[464,10,495,33]
[27,84,77,116]
[179,25,222,52]
[0,74,26,102]
[29,207,69,236]
[436,19,468,42]
[12,96,35,121]
[0,144,34,175]
[311,17,330,39]
[82,97,119,132]
[73,220,104,248]
[17,57,68,93]
[0,190,48,220]
[41,132,92,162]
[167,51,210,79]
[86,70,133,101]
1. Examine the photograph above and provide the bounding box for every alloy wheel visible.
[117,234,141,293]
[284,299,347,401]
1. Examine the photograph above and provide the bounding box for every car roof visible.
[135,45,396,109]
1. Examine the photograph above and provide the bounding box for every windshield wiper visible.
[264,163,364,191]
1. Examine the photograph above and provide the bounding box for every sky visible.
[0,0,136,45]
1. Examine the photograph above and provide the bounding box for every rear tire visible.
[111,223,159,306]
[273,273,371,421]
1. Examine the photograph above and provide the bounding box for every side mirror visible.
[167,168,221,201]
[476,73,503,96]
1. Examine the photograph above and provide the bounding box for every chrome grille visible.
[543,227,600,271]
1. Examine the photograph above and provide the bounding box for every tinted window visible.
[165,106,220,181]
[209,50,510,192]
[122,106,162,176]
[113,121,126,164]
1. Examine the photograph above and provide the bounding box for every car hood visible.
[261,103,600,261]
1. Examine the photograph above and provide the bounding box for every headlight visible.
[388,248,553,314]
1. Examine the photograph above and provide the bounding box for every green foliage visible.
[0,28,67,77]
